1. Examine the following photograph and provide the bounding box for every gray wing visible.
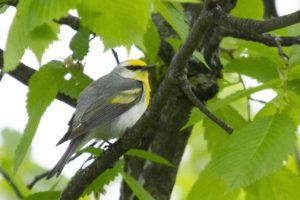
[57,73,143,144]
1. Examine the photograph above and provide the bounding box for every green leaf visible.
[26,0,81,31]
[4,0,31,71]
[207,113,296,191]
[203,105,247,154]
[187,168,239,200]
[14,61,66,172]
[4,0,80,71]
[83,160,124,195]
[58,68,92,99]
[78,0,151,49]
[24,191,61,200]
[126,149,173,167]
[231,0,263,19]
[70,27,90,60]
[154,0,188,39]
[28,22,60,62]
[142,20,160,62]
[121,171,155,200]
[225,57,278,82]
[256,91,300,125]
[246,167,300,200]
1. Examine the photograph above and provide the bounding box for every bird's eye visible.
[126,65,141,71]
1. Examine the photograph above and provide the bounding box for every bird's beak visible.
[141,64,155,71]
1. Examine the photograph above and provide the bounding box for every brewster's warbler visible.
[47,59,153,178]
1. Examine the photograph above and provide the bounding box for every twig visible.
[274,36,289,62]
[27,171,49,190]
[179,75,233,134]
[222,29,300,47]
[111,49,120,64]
[0,167,24,199]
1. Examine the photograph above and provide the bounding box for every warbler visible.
[47,59,153,179]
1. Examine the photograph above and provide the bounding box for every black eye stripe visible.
[126,65,141,70]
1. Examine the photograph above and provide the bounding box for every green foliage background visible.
[1,0,300,199]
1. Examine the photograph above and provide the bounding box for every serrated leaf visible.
[78,0,151,49]
[154,0,188,39]
[207,113,296,191]
[24,191,61,200]
[187,168,239,200]
[83,160,124,196]
[14,61,65,172]
[142,20,160,62]
[4,0,31,71]
[28,22,59,63]
[27,0,81,31]
[246,167,300,200]
[225,57,278,82]
[4,0,80,71]
[126,149,173,167]
[121,171,155,200]
[70,27,90,60]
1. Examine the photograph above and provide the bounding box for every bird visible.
[47,59,153,179]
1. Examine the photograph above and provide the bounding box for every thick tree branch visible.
[0,49,76,107]
[0,167,24,199]
[212,6,300,34]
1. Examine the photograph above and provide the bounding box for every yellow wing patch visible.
[108,88,142,104]
[128,59,146,67]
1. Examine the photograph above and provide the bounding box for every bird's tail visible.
[46,137,82,179]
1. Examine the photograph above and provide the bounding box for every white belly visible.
[111,98,147,138]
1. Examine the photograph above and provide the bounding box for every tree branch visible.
[222,29,300,46]
[262,0,278,19]
[179,75,233,134]
[0,49,76,107]
[0,167,24,199]
[212,6,300,34]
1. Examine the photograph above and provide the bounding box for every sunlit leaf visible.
[246,167,300,200]
[225,57,278,82]
[208,114,296,191]
[78,0,151,49]
[28,22,60,63]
